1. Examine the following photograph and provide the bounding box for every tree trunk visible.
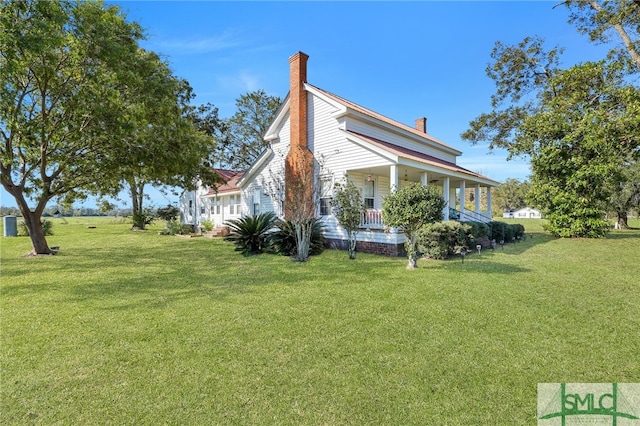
[406,233,418,270]
[616,211,629,229]
[348,232,357,260]
[17,201,53,255]
[129,179,147,230]
[294,221,311,262]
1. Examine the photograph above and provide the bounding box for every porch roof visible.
[202,169,244,197]
[344,130,499,186]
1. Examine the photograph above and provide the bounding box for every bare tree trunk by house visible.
[347,231,357,260]
[406,233,418,270]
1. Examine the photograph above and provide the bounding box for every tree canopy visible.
[462,1,640,237]
[0,0,217,252]
[220,90,281,170]
[382,184,445,269]
[492,178,531,215]
[332,179,366,259]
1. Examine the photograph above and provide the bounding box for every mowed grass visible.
[1,218,639,425]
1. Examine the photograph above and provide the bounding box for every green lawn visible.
[1,218,639,424]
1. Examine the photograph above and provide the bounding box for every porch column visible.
[442,177,450,220]
[389,165,398,193]
[475,184,481,213]
[420,172,428,186]
[459,180,466,218]
[487,187,492,219]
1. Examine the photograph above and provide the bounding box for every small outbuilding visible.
[503,207,542,219]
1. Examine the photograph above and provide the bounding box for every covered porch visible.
[346,164,497,230]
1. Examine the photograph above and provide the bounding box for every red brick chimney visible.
[415,117,427,133]
[285,52,314,219]
[289,52,309,151]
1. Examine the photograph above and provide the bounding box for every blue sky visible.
[2,1,613,209]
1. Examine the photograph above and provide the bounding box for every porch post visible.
[459,180,466,218]
[421,172,428,186]
[487,187,493,219]
[390,165,398,193]
[475,184,481,213]
[442,177,450,220]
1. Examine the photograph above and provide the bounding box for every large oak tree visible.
[462,1,640,237]
[0,0,216,253]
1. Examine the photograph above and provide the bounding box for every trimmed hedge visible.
[417,222,473,259]
[418,221,527,259]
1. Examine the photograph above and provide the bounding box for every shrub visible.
[17,219,53,237]
[132,210,154,230]
[487,221,525,243]
[201,220,214,232]
[488,221,507,241]
[417,222,472,259]
[462,221,489,238]
[156,205,180,222]
[224,212,277,256]
[159,220,193,236]
[269,218,326,257]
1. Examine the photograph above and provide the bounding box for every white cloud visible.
[154,30,243,54]
[217,70,261,95]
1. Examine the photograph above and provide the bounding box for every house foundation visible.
[326,238,406,257]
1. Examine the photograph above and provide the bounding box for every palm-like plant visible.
[224,212,277,256]
[269,218,326,257]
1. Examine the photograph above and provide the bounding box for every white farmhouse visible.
[183,52,499,255]
[503,207,542,219]
[181,169,244,230]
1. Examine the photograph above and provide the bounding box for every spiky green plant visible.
[269,218,326,257]
[224,212,277,256]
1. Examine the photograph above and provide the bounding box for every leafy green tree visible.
[105,50,220,230]
[98,200,117,216]
[382,184,445,269]
[0,0,144,254]
[609,158,640,228]
[331,180,366,259]
[191,103,229,168]
[222,90,281,170]
[491,178,531,215]
[562,0,640,69]
[462,1,640,237]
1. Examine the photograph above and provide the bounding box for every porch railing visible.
[450,208,491,223]
[360,209,385,229]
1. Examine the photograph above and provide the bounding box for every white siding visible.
[346,117,458,164]
[308,94,392,183]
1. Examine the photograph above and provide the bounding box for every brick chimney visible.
[285,52,314,219]
[289,52,309,151]
[415,117,427,133]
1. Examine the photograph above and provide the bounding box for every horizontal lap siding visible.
[309,94,391,182]
[346,119,458,164]
[242,113,290,218]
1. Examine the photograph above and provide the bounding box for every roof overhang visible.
[343,130,499,186]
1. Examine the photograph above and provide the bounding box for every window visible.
[229,194,241,215]
[253,188,261,215]
[364,179,375,209]
[319,176,333,216]
[214,197,221,215]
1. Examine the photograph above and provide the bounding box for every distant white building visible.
[503,207,542,219]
